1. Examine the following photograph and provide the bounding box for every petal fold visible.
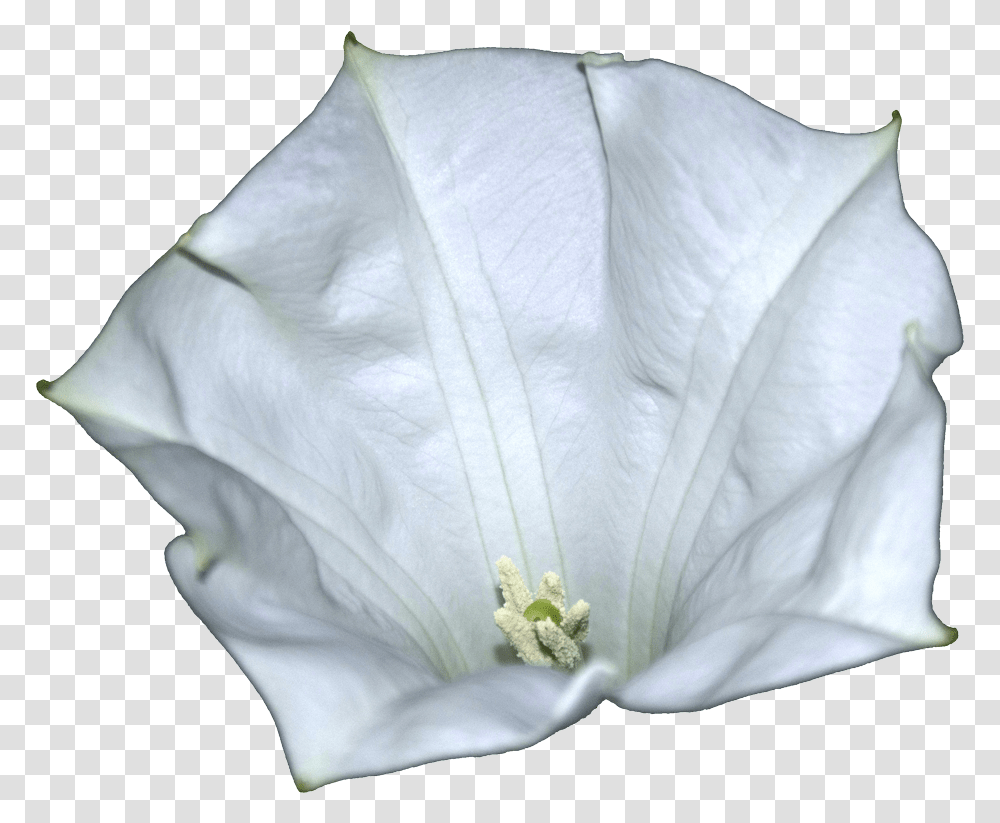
[579,57,960,678]
[614,337,956,712]
[167,532,613,789]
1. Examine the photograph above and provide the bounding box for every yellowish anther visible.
[493,556,589,670]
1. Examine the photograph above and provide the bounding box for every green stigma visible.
[523,598,562,625]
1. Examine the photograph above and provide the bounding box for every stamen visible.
[493,556,589,670]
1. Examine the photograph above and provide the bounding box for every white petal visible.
[46,307,615,787]
[167,535,612,788]
[43,45,616,783]
[177,40,613,629]
[615,340,956,711]
[580,58,960,680]
[42,251,470,678]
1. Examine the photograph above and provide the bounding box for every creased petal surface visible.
[43,44,961,786]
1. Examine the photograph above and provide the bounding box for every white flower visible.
[40,35,961,791]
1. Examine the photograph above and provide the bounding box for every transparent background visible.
[0,1,997,821]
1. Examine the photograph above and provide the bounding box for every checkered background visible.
[0,0,996,820]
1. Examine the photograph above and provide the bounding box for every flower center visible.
[492,556,590,670]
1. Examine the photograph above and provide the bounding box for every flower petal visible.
[614,339,956,712]
[175,40,615,647]
[579,58,961,681]
[167,534,612,789]
[45,293,615,787]
[42,44,618,784]
[41,251,471,679]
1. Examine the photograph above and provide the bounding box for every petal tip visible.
[173,214,209,257]
[578,51,625,69]
[36,378,52,398]
[343,30,380,63]
[293,775,320,793]
[881,108,902,139]
[904,319,957,377]
[938,626,959,647]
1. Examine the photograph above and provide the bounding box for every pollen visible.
[493,556,589,670]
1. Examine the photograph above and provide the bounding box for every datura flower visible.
[40,36,961,790]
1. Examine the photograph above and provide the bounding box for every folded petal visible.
[615,340,956,711]
[167,534,612,789]
[580,58,961,681]
[173,41,618,652]
[45,301,615,787]
[42,44,619,784]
